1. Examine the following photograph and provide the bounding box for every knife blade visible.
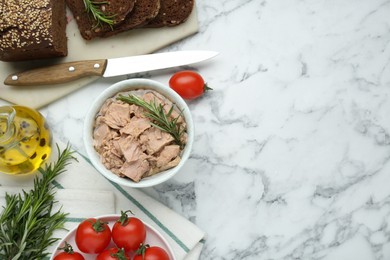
[4,50,218,86]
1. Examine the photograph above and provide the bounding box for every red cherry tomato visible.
[133,244,170,260]
[169,70,212,100]
[75,218,111,254]
[54,252,85,260]
[54,241,85,260]
[96,247,130,260]
[112,210,146,252]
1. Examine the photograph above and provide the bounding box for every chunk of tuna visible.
[139,127,174,155]
[155,145,180,168]
[101,150,123,170]
[128,104,145,118]
[146,156,181,177]
[142,92,165,106]
[99,99,114,115]
[102,102,131,129]
[120,158,150,182]
[159,156,180,172]
[93,123,112,151]
[115,136,145,162]
[120,117,151,137]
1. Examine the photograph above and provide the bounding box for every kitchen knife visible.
[4,50,218,86]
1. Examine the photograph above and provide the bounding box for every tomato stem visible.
[135,243,150,259]
[118,210,134,226]
[58,241,74,254]
[90,218,108,232]
[111,248,129,260]
[204,83,213,92]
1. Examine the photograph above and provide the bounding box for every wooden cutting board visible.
[0,7,198,109]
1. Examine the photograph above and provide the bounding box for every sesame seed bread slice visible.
[145,0,194,28]
[66,0,136,40]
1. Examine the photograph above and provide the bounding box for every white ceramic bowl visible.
[83,78,193,188]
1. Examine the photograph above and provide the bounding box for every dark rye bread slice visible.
[0,0,67,61]
[145,0,194,28]
[95,0,136,25]
[101,0,161,38]
[66,0,136,40]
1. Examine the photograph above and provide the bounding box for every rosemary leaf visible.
[83,0,116,29]
[0,144,77,260]
[117,94,185,147]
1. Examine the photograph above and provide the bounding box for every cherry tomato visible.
[54,252,85,260]
[133,244,170,260]
[112,210,146,252]
[169,70,212,100]
[54,241,85,260]
[96,247,130,260]
[75,218,111,254]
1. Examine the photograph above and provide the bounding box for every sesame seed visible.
[0,0,64,58]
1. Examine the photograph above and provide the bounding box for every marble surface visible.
[2,0,390,259]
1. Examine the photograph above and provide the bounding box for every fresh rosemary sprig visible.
[0,144,77,260]
[83,0,115,28]
[117,94,186,147]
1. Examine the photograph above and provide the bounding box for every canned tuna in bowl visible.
[83,78,194,188]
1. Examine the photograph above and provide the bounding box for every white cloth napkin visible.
[0,140,205,260]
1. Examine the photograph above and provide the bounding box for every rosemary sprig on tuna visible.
[0,144,76,259]
[83,0,115,28]
[117,94,186,147]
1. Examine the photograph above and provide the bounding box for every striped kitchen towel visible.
[0,140,205,260]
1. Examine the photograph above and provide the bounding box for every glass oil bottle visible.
[0,106,52,175]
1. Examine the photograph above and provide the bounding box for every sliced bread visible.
[145,0,194,28]
[95,0,136,25]
[66,0,136,40]
[101,0,161,38]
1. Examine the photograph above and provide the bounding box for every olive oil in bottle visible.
[0,106,52,175]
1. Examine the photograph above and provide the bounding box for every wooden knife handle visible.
[4,59,107,86]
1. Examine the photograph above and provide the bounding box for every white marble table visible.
[3,1,390,259]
